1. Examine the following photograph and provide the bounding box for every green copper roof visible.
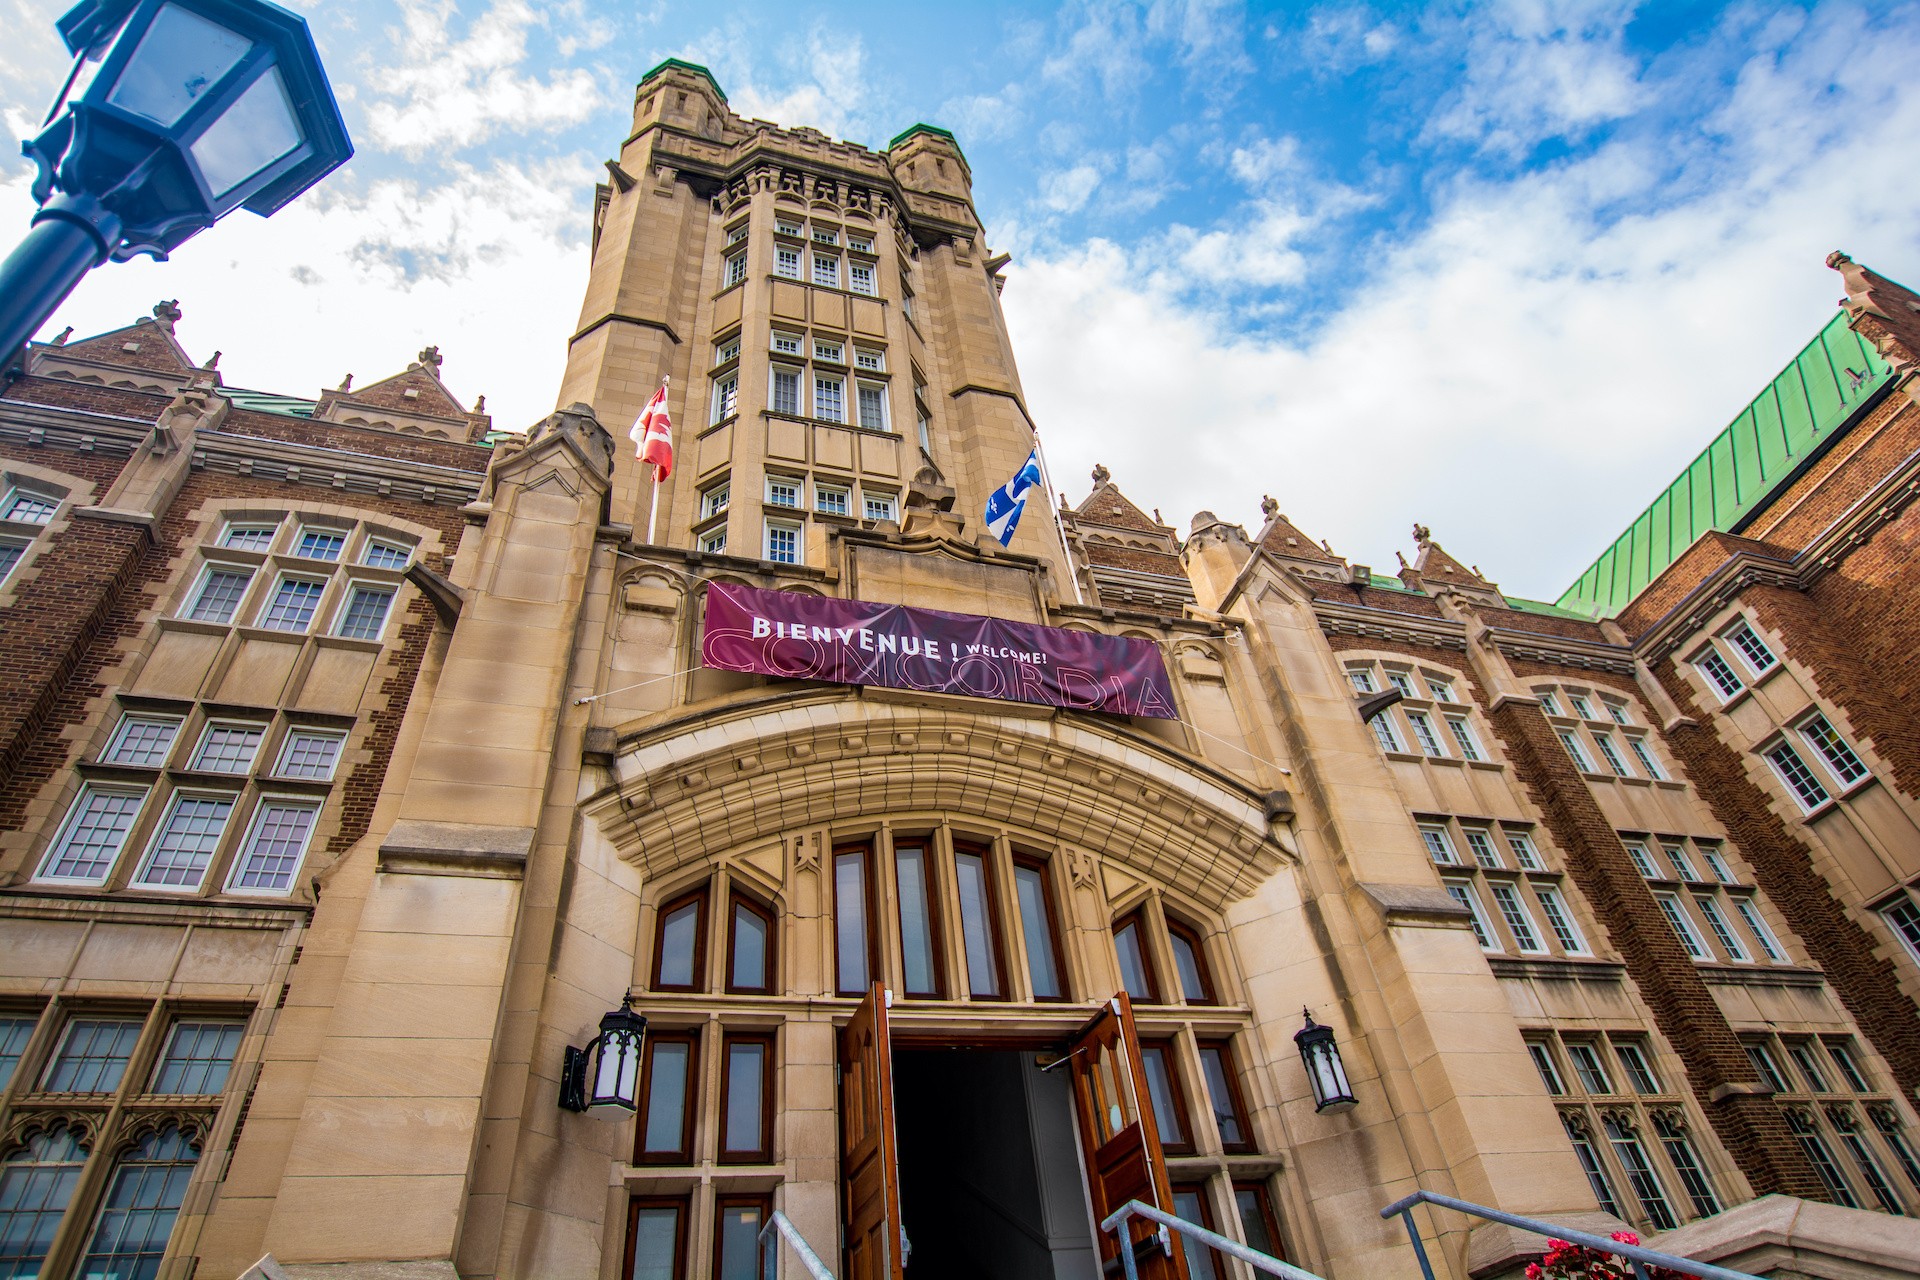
[888,123,964,160]
[640,58,726,103]
[220,387,314,418]
[1555,310,1894,619]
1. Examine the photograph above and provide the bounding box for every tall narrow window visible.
[1696,650,1745,699]
[1613,1042,1661,1094]
[1446,717,1483,761]
[849,261,876,295]
[1565,1042,1613,1094]
[1831,1112,1902,1214]
[1445,881,1497,950]
[1870,1106,1920,1195]
[834,844,875,997]
[1419,826,1457,865]
[713,1194,769,1279]
[1528,1042,1565,1094]
[1489,883,1545,953]
[334,585,395,641]
[1347,667,1377,693]
[811,254,839,288]
[1594,733,1634,777]
[1701,846,1735,884]
[1629,738,1665,780]
[1197,1042,1252,1152]
[1695,896,1748,962]
[1166,920,1216,1005]
[132,792,235,890]
[727,894,773,995]
[1234,1183,1285,1263]
[1655,895,1709,960]
[1112,913,1159,1004]
[652,889,706,992]
[1826,1040,1871,1093]
[1800,715,1870,787]
[150,1020,244,1094]
[1406,711,1446,757]
[1463,830,1501,868]
[37,785,147,883]
[1623,841,1659,878]
[1603,1116,1676,1230]
[1725,622,1777,674]
[1563,1114,1621,1215]
[0,1018,34,1091]
[1785,1110,1858,1207]
[724,252,747,287]
[1652,1113,1720,1217]
[258,576,325,632]
[769,366,801,415]
[627,1198,688,1280]
[1767,741,1832,810]
[1735,898,1785,961]
[1507,831,1544,870]
[1171,1187,1225,1280]
[1745,1041,1790,1093]
[1139,1041,1192,1154]
[953,844,1005,1000]
[1370,714,1404,753]
[635,1031,697,1164]
[718,1034,772,1162]
[1012,857,1064,1001]
[711,372,739,423]
[0,1125,87,1277]
[857,382,888,431]
[77,1125,200,1277]
[104,715,181,767]
[1535,886,1587,954]
[775,246,801,279]
[764,522,800,565]
[185,567,253,622]
[894,841,943,999]
[1786,1042,1830,1093]
[813,374,845,423]
[1559,731,1596,772]
[1663,844,1700,882]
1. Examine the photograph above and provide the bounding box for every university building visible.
[1,55,1919,1280]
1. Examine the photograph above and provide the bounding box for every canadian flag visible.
[629,379,673,483]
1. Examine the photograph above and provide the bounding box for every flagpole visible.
[1029,432,1085,605]
[646,476,659,546]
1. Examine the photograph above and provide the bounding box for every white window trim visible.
[181,562,257,624]
[361,539,412,570]
[103,714,183,768]
[700,481,731,520]
[813,339,845,363]
[1535,885,1589,955]
[1693,646,1746,702]
[814,484,851,517]
[769,364,804,416]
[863,492,898,523]
[191,720,266,774]
[774,246,802,279]
[1559,730,1597,773]
[1796,713,1872,793]
[700,529,728,555]
[1655,894,1711,960]
[34,783,149,885]
[219,520,279,550]
[763,519,802,565]
[1723,620,1778,675]
[223,794,321,896]
[292,526,349,563]
[812,372,846,423]
[1446,880,1499,952]
[333,581,396,642]
[1489,882,1549,954]
[130,788,237,892]
[854,347,886,371]
[1764,737,1834,813]
[765,476,803,509]
[856,380,890,433]
[255,573,330,634]
[771,330,803,356]
[711,371,739,425]
[274,729,347,781]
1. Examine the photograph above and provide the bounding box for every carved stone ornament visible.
[3,1110,101,1154]
[1261,495,1279,520]
[1411,523,1431,545]
[415,345,444,371]
[1091,463,1111,486]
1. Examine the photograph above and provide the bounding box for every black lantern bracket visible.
[559,989,648,1116]
[1294,1005,1359,1115]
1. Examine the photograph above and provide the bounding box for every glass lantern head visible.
[1294,1008,1358,1114]
[28,0,351,257]
[586,1004,648,1114]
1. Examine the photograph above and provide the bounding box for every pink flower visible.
[1611,1231,1640,1246]
[1525,1265,1543,1280]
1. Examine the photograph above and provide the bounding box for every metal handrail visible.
[1100,1199,1328,1280]
[758,1209,837,1280]
[1379,1189,1764,1280]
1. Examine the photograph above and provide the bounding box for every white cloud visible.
[1228,135,1303,187]
[1043,1,1153,100]
[1042,164,1104,213]
[3,154,597,436]
[707,27,878,145]
[365,0,606,155]
[1001,2,1920,601]
[1428,0,1647,154]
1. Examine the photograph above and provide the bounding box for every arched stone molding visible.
[582,689,1289,910]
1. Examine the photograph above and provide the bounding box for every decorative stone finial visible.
[1260,495,1279,520]
[1091,463,1110,486]
[51,327,72,345]
[152,299,181,331]
[1411,522,1431,545]
[473,394,486,412]
[1153,507,1163,524]
[204,351,221,370]
[416,345,443,371]
[337,373,353,391]
[1395,550,1409,568]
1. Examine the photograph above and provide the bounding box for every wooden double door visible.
[838,986,1188,1279]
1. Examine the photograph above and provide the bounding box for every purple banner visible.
[701,581,1178,719]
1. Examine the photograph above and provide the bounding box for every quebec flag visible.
[984,449,1043,546]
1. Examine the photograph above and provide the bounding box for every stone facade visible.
[1,56,1918,1280]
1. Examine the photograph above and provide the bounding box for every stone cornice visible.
[1483,625,1637,675]
[191,429,486,508]
[1311,599,1469,651]
[0,396,150,455]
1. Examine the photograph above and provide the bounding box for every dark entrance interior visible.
[893,1048,1099,1279]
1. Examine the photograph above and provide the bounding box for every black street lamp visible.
[1,0,352,356]
[559,992,648,1117]
[1294,1007,1358,1114]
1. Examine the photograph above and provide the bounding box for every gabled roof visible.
[49,303,200,377]
[1257,509,1338,562]
[1072,472,1167,535]
[335,360,468,421]
[1411,525,1496,592]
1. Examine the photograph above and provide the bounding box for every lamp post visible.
[1294,1007,1358,1114]
[559,992,648,1117]
[0,0,352,356]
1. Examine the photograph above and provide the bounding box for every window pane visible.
[835,850,869,994]
[715,1200,764,1280]
[0,1017,35,1092]
[1169,930,1210,1003]
[730,902,769,992]
[639,1040,690,1157]
[629,1204,683,1280]
[259,578,325,631]
[1013,864,1061,999]
[296,529,346,561]
[44,1018,142,1092]
[1140,1045,1187,1148]
[1604,1117,1676,1230]
[221,524,277,550]
[722,1040,766,1157]
[228,801,318,892]
[134,792,234,888]
[1198,1045,1246,1147]
[1113,919,1154,1002]
[896,845,939,997]
[1802,715,1870,785]
[363,540,410,569]
[186,568,252,622]
[193,723,264,773]
[336,586,395,640]
[276,731,344,780]
[41,786,146,881]
[78,1125,199,1279]
[656,899,700,989]
[150,1020,244,1095]
[0,540,26,584]
[105,716,180,767]
[954,850,1002,998]
[1235,1186,1280,1260]
[0,1127,86,1277]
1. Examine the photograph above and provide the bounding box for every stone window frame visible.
[0,999,257,1280]
[1420,814,1592,960]
[1342,656,1503,773]
[1526,1029,1731,1232]
[0,463,89,609]
[1741,1029,1918,1213]
[1532,679,1676,789]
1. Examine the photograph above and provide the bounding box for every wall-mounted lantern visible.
[1294,1007,1358,1114]
[559,991,647,1117]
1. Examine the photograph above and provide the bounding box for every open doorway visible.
[892,1048,1100,1279]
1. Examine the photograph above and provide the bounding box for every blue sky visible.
[5,1,1919,602]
